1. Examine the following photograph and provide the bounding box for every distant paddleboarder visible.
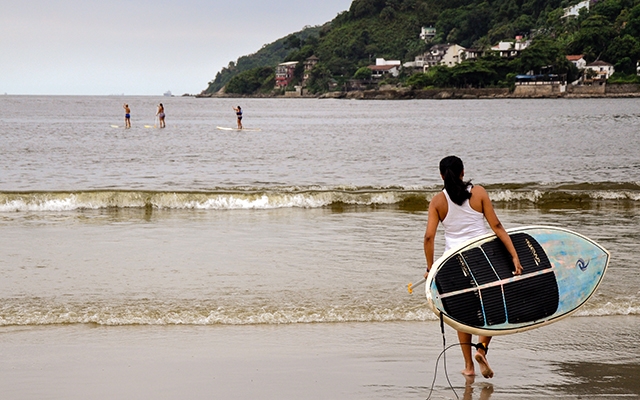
[156,103,165,128]
[233,105,243,129]
[123,104,131,128]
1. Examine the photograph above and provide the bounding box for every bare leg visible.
[474,335,494,378]
[457,331,475,376]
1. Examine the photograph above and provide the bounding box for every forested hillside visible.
[204,26,323,94]
[203,0,640,95]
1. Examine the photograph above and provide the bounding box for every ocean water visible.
[0,95,639,398]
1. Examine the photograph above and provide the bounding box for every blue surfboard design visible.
[425,226,609,336]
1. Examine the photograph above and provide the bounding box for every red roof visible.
[566,55,584,61]
[367,65,398,71]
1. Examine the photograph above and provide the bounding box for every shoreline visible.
[197,84,640,100]
[1,316,639,399]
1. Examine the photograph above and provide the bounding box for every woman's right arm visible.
[478,186,523,275]
[423,194,444,278]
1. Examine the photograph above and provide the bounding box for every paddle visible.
[407,277,426,294]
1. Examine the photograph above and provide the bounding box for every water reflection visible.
[551,360,640,397]
[462,375,494,400]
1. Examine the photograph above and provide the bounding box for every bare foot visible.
[474,351,494,378]
[461,367,476,376]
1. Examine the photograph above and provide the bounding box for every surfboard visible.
[216,126,262,132]
[425,225,609,336]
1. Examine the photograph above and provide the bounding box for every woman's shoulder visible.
[431,191,447,206]
[470,184,489,199]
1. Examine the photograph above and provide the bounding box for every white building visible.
[404,44,467,71]
[566,55,587,70]
[367,64,400,78]
[563,0,590,18]
[375,58,401,67]
[420,26,436,42]
[491,36,530,58]
[366,58,401,78]
[585,60,615,80]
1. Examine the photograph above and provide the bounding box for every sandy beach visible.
[1,316,638,399]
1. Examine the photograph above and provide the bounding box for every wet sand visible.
[1,316,638,399]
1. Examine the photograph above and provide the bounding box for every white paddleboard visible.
[425,225,609,336]
[216,126,261,132]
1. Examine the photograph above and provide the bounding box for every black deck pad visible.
[436,233,559,327]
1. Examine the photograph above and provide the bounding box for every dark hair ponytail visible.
[439,155,472,206]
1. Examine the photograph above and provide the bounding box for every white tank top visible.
[441,188,489,252]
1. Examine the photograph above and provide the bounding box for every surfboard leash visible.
[426,312,486,400]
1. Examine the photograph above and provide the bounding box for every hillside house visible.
[464,48,485,61]
[303,55,319,85]
[275,61,298,88]
[420,26,436,42]
[567,55,587,70]
[492,36,530,58]
[563,0,590,18]
[367,58,401,78]
[404,44,466,71]
[584,60,615,81]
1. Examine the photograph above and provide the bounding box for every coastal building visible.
[302,55,319,85]
[367,58,401,78]
[464,48,485,61]
[420,26,436,42]
[563,0,590,18]
[426,44,466,69]
[275,61,299,88]
[584,60,615,81]
[566,55,587,70]
[404,44,467,72]
[491,36,530,58]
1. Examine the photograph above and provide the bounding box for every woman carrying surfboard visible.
[423,155,523,379]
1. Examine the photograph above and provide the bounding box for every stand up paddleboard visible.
[110,125,155,129]
[216,126,262,132]
[425,226,609,336]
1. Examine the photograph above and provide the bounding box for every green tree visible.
[354,66,373,79]
[306,64,334,93]
[225,67,275,94]
[450,61,499,87]
[427,65,453,87]
[621,4,640,37]
[568,15,615,60]
[511,38,572,76]
[284,34,302,50]
[604,34,640,72]
[406,72,433,88]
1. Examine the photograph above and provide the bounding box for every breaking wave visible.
[1,182,639,212]
[0,296,636,327]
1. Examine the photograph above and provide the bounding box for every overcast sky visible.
[1,0,353,95]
